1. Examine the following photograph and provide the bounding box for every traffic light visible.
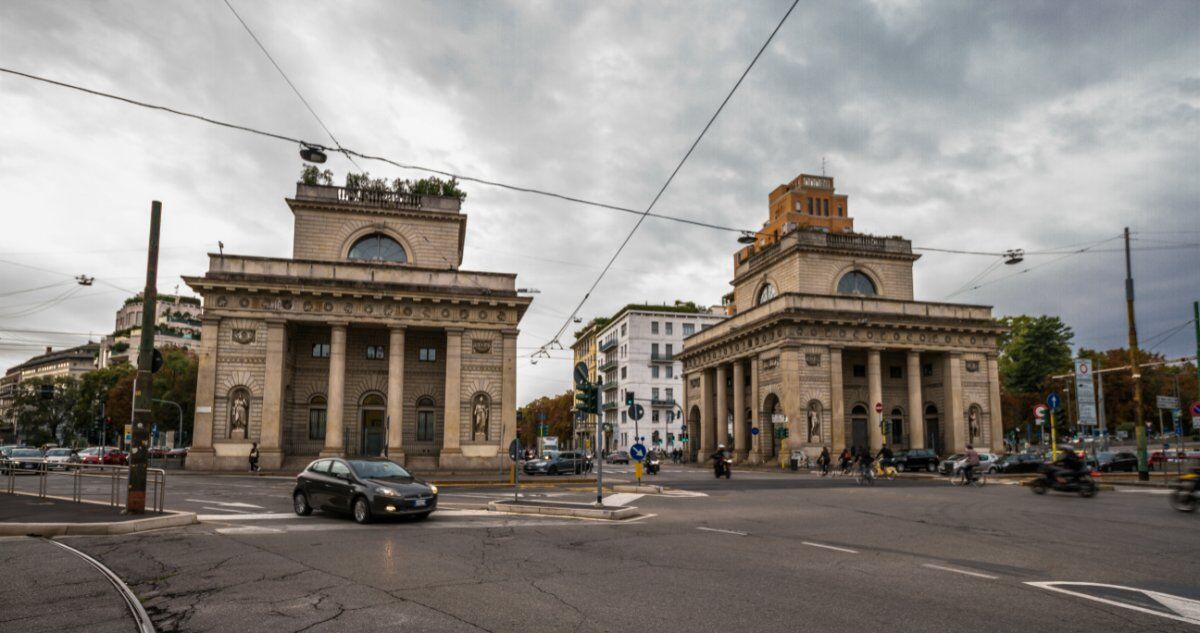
[574,383,599,415]
[625,391,635,407]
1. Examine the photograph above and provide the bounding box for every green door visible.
[362,409,385,456]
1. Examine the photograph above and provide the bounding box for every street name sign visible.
[1157,395,1180,410]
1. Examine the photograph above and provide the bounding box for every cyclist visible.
[856,446,874,480]
[875,444,894,468]
[961,443,980,484]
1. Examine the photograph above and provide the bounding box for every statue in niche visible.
[968,408,979,441]
[472,394,490,440]
[230,390,249,439]
[807,407,821,442]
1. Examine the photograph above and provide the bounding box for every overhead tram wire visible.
[531,0,802,361]
[940,234,1125,300]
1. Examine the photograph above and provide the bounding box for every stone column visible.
[987,353,1004,453]
[699,369,714,456]
[386,326,406,460]
[441,327,463,455]
[732,360,747,462]
[945,353,965,453]
[867,348,884,452]
[259,319,286,469]
[907,350,925,449]
[829,347,845,452]
[500,329,519,449]
[779,346,803,459]
[748,356,761,464]
[714,364,728,450]
[320,322,347,457]
[186,317,220,470]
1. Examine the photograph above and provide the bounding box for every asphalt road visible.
[20,465,1200,632]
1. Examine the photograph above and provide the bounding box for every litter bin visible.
[789,452,800,471]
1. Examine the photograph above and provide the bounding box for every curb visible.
[0,510,198,537]
[487,500,638,520]
[612,484,664,494]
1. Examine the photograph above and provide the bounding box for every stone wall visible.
[292,206,464,267]
[458,328,503,445]
[734,249,915,314]
[212,319,268,442]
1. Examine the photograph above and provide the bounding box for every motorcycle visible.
[713,455,732,479]
[1169,468,1198,513]
[645,454,661,475]
[1030,466,1097,498]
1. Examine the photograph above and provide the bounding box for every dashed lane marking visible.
[801,541,858,554]
[696,527,747,536]
[1115,488,1172,495]
[1026,582,1200,626]
[922,564,999,580]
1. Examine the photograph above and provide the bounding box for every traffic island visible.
[488,499,639,520]
[611,484,664,494]
[0,493,197,536]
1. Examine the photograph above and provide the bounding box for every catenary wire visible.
[532,0,801,359]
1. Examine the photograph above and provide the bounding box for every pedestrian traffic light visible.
[625,391,635,406]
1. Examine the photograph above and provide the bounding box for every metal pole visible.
[1096,359,1108,451]
[1125,227,1149,481]
[595,419,604,506]
[127,200,160,514]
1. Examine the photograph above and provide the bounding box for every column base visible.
[184,447,215,471]
[746,453,763,466]
[733,450,749,463]
[385,449,406,463]
[259,448,284,471]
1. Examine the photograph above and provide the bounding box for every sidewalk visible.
[0,536,140,633]
[0,493,197,536]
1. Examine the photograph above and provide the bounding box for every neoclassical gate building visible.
[679,174,1005,464]
[184,183,530,471]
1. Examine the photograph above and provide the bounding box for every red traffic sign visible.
[1191,401,1200,417]
[1033,404,1048,420]
[874,402,883,414]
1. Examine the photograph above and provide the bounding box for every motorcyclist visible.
[962,444,980,483]
[1052,445,1084,485]
[710,444,730,477]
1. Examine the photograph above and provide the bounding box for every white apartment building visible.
[595,304,724,454]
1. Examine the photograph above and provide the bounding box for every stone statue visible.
[807,408,820,441]
[968,409,979,440]
[472,395,489,439]
[231,392,249,434]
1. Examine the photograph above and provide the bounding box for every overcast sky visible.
[1,0,1197,403]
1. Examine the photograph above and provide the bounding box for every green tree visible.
[6,376,88,446]
[518,391,575,445]
[997,315,1074,394]
[151,347,198,444]
[76,363,136,444]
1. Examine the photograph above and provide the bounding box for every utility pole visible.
[127,201,161,513]
[1124,227,1149,481]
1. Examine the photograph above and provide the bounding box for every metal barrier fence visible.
[2,461,166,513]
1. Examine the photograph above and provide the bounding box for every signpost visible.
[508,438,521,502]
[1156,395,1180,439]
[1074,359,1098,427]
[1033,403,1048,449]
[1047,392,1061,460]
[630,442,647,484]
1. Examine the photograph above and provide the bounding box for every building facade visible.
[1,343,100,444]
[679,174,1004,465]
[183,183,530,471]
[594,305,725,453]
[99,293,203,368]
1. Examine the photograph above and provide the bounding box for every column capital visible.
[201,315,222,326]
[501,328,520,337]
[266,318,287,326]
[389,324,408,333]
[328,320,349,329]
[906,349,922,357]
[444,327,465,335]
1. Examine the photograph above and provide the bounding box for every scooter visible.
[645,454,661,475]
[1169,468,1198,513]
[713,455,732,479]
[1030,466,1097,498]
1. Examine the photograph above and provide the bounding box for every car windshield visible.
[11,449,42,457]
[946,454,963,461]
[349,460,412,479]
[47,449,72,456]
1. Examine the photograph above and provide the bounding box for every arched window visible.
[361,393,385,407]
[347,233,407,263]
[308,395,327,440]
[756,282,778,305]
[836,271,877,296]
[416,396,436,442]
[890,407,905,446]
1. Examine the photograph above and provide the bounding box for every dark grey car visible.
[523,451,586,475]
[292,458,437,524]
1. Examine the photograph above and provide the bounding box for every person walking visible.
[817,446,831,476]
[249,442,260,473]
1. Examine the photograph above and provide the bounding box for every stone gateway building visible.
[184,183,530,471]
[679,174,1004,465]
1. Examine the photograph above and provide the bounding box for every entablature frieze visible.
[199,290,522,329]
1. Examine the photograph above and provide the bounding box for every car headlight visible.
[429,484,438,495]
[374,486,399,496]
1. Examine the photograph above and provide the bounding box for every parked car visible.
[938,452,1000,475]
[892,448,940,472]
[524,451,587,475]
[992,453,1046,474]
[605,451,631,464]
[292,457,437,524]
[43,447,81,470]
[77,447,129,466]
[167,446,190,459]
[2,448,46,474]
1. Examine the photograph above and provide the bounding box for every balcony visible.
[649,352,675,363]
[598,338,618,352]
[602,401,618,411]
[598,359,618,372]
[651,398,676,408]
[602,381,618,392]
[294,183,462,213]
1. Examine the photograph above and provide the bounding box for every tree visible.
[76,363,135,445]
[997,315,1074,394]
[97,347,198,445]
[517,391,575,445]
[6,376,88,446]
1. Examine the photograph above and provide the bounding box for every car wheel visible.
[896,463,905,472]
[293,491,313,516]
[927,463,936,472]
[353,496,372,524]
[548,466,558,476]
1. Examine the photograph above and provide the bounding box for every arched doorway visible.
[687,405,701,462]
[761,394,781,460]
[850,404,869,451]
[889,407,905,447]
[924,404,940,455]
[359,393,386,456]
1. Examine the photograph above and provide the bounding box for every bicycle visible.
[951,467,986,487]
[855,464,876,485]
[873,461,897,481]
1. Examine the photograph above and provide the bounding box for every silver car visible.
[44,447,80,470]
[939,451,1000,475]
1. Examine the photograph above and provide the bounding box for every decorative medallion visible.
[498,311,506,321]
[384,305,394,317]
[323,302,333,312]
[281,299,293,311]
[805,353,821,367]
[232,328,256,345]
[472,339,492,354]
[239,297,250,308]
[303,301,313,312]
[441,309,450,318]
[965,360,980,373]
[403,307,413,316]
[216,296,228,307]
[364,304,374,314]
[479,310,488,320]
[460,309,469,319]
[343,303,353,314]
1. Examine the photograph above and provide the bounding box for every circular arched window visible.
[836,271,877,296]
[347,233,407,263]
[756,283,778,305]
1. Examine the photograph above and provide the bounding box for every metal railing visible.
[650,352,675,363]
[3,461,166,513]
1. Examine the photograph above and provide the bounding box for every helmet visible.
[718,444,726,449]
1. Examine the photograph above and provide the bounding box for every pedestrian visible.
[249,442,260,473]
[838,447,852,474]
[817,446,831,476]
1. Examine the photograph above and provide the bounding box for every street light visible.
[1003,249,1025,265]
[737,232,757,245]
[300,143,327,164]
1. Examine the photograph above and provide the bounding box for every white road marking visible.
[922,564,999,580]
[1026,582,1200,625]
[200,506,257,514]
[801,541,858,554]
[662,489,709,497]
[1115,488,1172,495]
[186,499,264,508]
[603,493,643,507]
[696,527,747,536]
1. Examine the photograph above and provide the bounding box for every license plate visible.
[413,499,427,507]
[22,463,34,469]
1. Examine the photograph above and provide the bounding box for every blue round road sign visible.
[750,427,760,436]
[1047,393,1060,409]
[630,443,647,462]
